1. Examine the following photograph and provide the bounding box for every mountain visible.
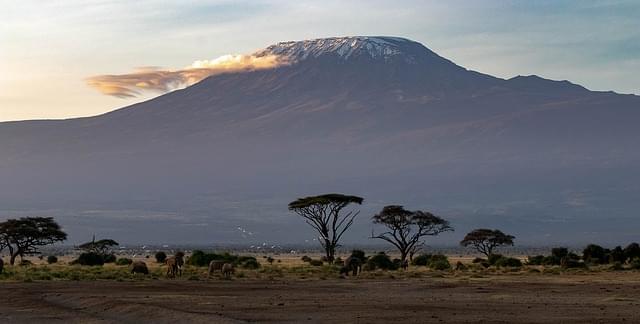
[1,36,639,245]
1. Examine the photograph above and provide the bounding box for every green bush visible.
[240,258,261,269]
[47,255,58,264]
[610,261,624,271]
[188,250,229,267]
[367,252,397,271]
[155,251,167,263]
[551,247,569,259]
[103,254,117,263]
[624,243,640,262]
[487,254,504,265]
[115,258,133,266]
[309,260,324,266]
[629,258,640,270]
[494,257,522,268]
[429,259,451,271]
[608,246,626,264]
[74,252,104,266]
[412,254,432,266]
[526,255,544,265]
[583,244,608,264]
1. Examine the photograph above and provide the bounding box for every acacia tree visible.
[371,205,453,263]
[288,193,363,263]
[78,237,119,256]
[0,217,67,265]
[460,228,514,257]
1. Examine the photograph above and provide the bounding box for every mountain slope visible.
[1,36,639,245]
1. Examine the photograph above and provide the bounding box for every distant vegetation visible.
[3,193,640,281]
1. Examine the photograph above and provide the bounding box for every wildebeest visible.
[221,263,235,278]
[340,256,362,276]
[0,258,4,274]
[166,251,185,278]
[130,261,149,275]
[208,260,225,278]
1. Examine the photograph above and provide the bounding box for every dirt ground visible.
[2,272,640,324]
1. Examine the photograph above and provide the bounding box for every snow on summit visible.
[255,36,419,63]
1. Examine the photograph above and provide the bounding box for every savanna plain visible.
[2,253,640,324]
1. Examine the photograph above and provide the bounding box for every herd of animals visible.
[128,251,238,279]
[126,252,366,279]
[0,252,389,279]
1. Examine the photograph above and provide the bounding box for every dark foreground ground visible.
[1,273,639,323]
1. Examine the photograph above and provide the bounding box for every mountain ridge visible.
[1,36,639,245]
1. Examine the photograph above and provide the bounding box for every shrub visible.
[115,258,133,266]
[455,261,467,271]
[155,251,167,263]
[608,246,626,264]
[412,254,432,266]
[75,252,104,266]
[188,250,224,267]
[583,244,608,264]
[366,252,397,270]
[240,258,261,269]
[103,254,116,263]
[551,247,569,259]
[334,257,342,264]
[266,257,274,264]
[309,260,324,266]
[494,257,522,268]
[610,262,624,271]
[301,255,312,263]
[543,255,561,266]
[19,260,33,267]
[624,243,640,262]
[488,254,504,266]
[472,257,486,263]
[47,255,58,264]
[526,255,544,265]
[629,258,640,270]
[429,259,451,271]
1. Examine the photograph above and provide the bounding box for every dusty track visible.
[1,274,640,323]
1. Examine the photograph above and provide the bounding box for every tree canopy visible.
[372,205,453,262]
[78,238,119,256]
[0,217,67,265]
[288,193,363,263]
[460,228,514,257]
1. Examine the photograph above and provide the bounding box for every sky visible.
[1,0,639,122]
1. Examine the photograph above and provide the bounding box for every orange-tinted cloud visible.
[86,54,284,98]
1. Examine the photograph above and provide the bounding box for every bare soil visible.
[1,272,639,323]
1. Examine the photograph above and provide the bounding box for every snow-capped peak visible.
[254,36,420,63]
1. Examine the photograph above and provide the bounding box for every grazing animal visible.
[208,260,225,278]
[0,258,4,274]
[221,263,235,278]
[166,252,185,278]
[342,256,362,276]
[130,261,149,275]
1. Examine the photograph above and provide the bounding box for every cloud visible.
[86,54,285,98]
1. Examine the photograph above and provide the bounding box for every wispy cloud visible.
[86,54,285,98]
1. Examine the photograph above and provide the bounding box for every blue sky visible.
[1,0,638,121]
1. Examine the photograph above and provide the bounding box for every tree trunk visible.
[10,252,18,266]
[326,243,335,264]
[400,250,408,264]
